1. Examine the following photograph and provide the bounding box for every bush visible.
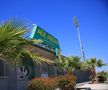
[28,74,76,90]
[28,77,57,90]
[97,76,106,83]
[56,74,76,90]
[97,71,108,83]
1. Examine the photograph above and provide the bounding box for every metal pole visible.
[76,26,85,61]
[73,16,85,61]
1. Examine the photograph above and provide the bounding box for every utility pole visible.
[72,16,85,61]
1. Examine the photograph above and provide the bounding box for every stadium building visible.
[0,25,90,90]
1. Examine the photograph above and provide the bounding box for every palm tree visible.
[0,18,51,67]
[83,58,106,83]
[54,56,82,90]
[0,18,53,90]
[55,56,82,75]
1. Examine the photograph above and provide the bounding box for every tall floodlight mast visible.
[72,16,85,61]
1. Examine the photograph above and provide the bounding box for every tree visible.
[0,18,53,90]
[0,18,51,67]
[83,58,106,83]
[55,56,82,75]
[54,56,82,90]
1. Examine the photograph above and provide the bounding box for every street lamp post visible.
[73,16,85,61]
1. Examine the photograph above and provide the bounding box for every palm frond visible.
[0,18,46,68]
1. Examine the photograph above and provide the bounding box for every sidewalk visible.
[76,82,108,90]
[76,81,90,87]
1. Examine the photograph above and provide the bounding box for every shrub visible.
[28,77,57,90]
[56,74,76,90]
[97,71,108,83]
[28,74,76,90]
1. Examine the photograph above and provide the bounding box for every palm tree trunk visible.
[91,68,96,83]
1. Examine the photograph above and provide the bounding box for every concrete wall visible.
[56,70,90,83]
[48,64,57,77]
[0,77,8,90]
[17,79,28,90]
[34,64,57,78]
[8,66,17,90]
[73,70,90,83]
[0,65,90,90]
[0,78,28,90]
[0,65,29,90]
[34,64,41,77]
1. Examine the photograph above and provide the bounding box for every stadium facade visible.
[0,25,90,90]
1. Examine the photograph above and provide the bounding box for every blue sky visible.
[0,0,108,71]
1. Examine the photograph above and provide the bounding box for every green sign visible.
[30,25,60,53]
